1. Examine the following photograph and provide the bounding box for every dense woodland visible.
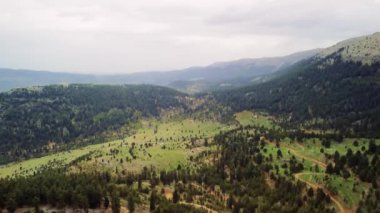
[0,168,205,212]
[214,53,380,137]
[0,84,186,163]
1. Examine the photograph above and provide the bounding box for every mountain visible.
[0,69,98,92]
[0,49,319,93]
[214,32,380,137]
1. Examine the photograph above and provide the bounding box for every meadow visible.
[0,118,231,178]
[0,110,378,212]
[234,110,275,128]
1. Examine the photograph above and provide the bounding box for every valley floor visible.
[0,111,379,212]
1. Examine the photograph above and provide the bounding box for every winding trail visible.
[191,182,229,200]
[179,201,218,213]
[268,140,350,213]
[286,145,327,168]
[294,172,349,213]
[267,140,327,168]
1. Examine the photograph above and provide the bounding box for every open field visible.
[0,144,100,178]
[0,118,232,178]
[72,118,231,173]
[234,111,275,128]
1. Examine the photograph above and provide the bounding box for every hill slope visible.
[215,32,380,136]
[0,84,186,163]
[318,32,380,64]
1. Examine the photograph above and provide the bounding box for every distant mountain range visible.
[0,49,320,93]
[2,32,380,155]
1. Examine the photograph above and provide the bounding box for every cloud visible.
[0,0,379,74]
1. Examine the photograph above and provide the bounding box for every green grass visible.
[0,118,229,178]
[1,110,377,211]
[283,138,380,162]
[262,142,294,175]
[299,173,369,208]
[75,118,230,173]
[0,147,96,178]
[261,142,324,175]
[235,111,275,128]
[274,137,378,209]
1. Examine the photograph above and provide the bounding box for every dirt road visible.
[294,172,349,213]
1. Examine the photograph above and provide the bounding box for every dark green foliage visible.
[0,84,185,163]
[205,126,334,212]
[104,196,110,209]
[5,194,17,213]
[326,163,334,174]
[0,169,112,210]
[127,196,135,213]
[307,188,314,197]
[227,193,234,209]
[357,188,380,213]
[214,56,380,137]
[173,189,180,204]
[111,194,121,213]
[150,191,157,211]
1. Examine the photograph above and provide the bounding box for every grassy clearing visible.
[0,146,100,178]
[298,173,369,208]
[1,110,266,178]
[283,138,380,162]
[0,118,230,178]
[261,142,324,176]
[73,118,230,173]
[235,111,275,128]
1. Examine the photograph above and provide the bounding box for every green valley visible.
[1,32,380,213]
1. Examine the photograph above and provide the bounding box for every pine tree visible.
[128,196,135,213]
[111,194,120,213]
[138,176,142,191]
[150,191,157,211]
[326,163,334,174]
[307,188,314,197]
[227,193,234,209]
[173,189,180,203]
[104,196,110,209]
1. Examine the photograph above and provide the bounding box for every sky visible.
[0,0,379,74]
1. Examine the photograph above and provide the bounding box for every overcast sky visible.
[0,0,379,74]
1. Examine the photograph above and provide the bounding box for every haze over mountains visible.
[0,49,319,93]
[1,32,380,94]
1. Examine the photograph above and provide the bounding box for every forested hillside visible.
[0,84,186,163]
[214,33,380,137]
